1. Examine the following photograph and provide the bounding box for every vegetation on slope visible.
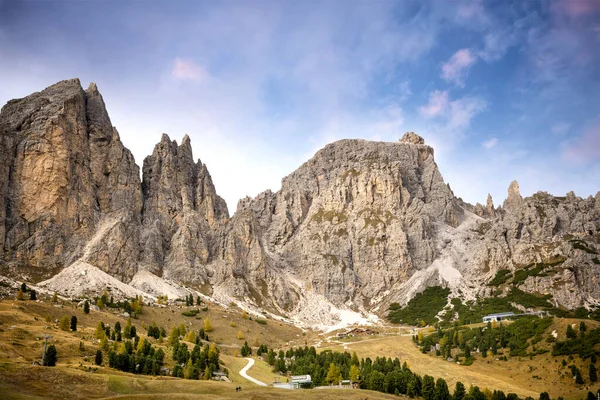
[387,286,451,326]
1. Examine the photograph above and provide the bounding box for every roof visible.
[291,374,312,383]
[483,312,515,318]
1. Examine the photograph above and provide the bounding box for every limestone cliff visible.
[0,79,141,281]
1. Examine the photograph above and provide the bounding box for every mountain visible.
[0,79,598,326]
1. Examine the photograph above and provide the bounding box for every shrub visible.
[16,289,24,301]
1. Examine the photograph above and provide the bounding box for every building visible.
[291,374,312,389]
[482,312,515,322]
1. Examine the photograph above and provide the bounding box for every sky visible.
[1,0,600,214]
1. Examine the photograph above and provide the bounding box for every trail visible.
[239,358,267,386]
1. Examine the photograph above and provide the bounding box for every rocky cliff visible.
[1,79,598,324]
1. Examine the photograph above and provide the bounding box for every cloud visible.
[447,96,487,130]
[562,122,600,164]
[171,58,209,82]
[551,122,571,135]
[482,137,498,149]
[441,48,477,86]
[419,90,448,118]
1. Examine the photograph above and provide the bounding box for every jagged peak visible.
[86,82,99,94]
[400,131,425,145]
[160,133,172,143]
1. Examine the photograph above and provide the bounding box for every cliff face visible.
[222,134,461,312]
[140,133,228,281]
[1,79,599,321]
[0,79,141,281]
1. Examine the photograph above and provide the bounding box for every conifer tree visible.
[95,350,103,365]
[84,300,90,314]
[204,317,212,332]
[70,316,77,331]
[590,363,597,383]
[454,381,466,400]
[16,289,24,301]
[44,344,57,366]
[29,290,37,300]
[52,292,58,302]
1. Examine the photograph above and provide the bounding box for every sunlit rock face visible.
[1,79,599,320]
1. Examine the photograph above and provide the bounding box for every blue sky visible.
[1,0,599,213]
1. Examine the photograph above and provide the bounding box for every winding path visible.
[239,357,267,386]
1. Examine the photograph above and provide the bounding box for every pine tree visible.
[83,300,90,314]
[539,392,550,400]
[422,375,435,400]
[16,289,24,301]
[70,316,77,331]
[52,292,58,302]
[44,344,57,366]
[454,381,466,400]
[130,326,136,338]
[435,378,451,400]
[95,350,103,365]
[59,316,70,331]
[21,282,27,292]
[589,363,597,383]
[575,370,584,385]
[29,290,37,301]
[196,296,201,306]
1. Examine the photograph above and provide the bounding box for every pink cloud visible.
[171,58,209,82]
[419,90,448,118]
[553,0,600,17]
[441,48,477,86]
[562,122,600,163]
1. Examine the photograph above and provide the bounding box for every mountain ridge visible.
[1,78,599,327]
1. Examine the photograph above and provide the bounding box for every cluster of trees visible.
[107,337,165,375]
[170,340,221,379]
[553,322,600,360]
[240,341,252,357]
[147,322,167,340]
[417,317,553,363]
[16,282,37,301]
[183,294,201,306]
[92,291,143,317]
[58,315,78,332]
[95,319,137,349]
[258,345,535,399]
[552,323,599,385]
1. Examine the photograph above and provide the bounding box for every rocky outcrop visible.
[140,133,228,280]
[0,79,142,280]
